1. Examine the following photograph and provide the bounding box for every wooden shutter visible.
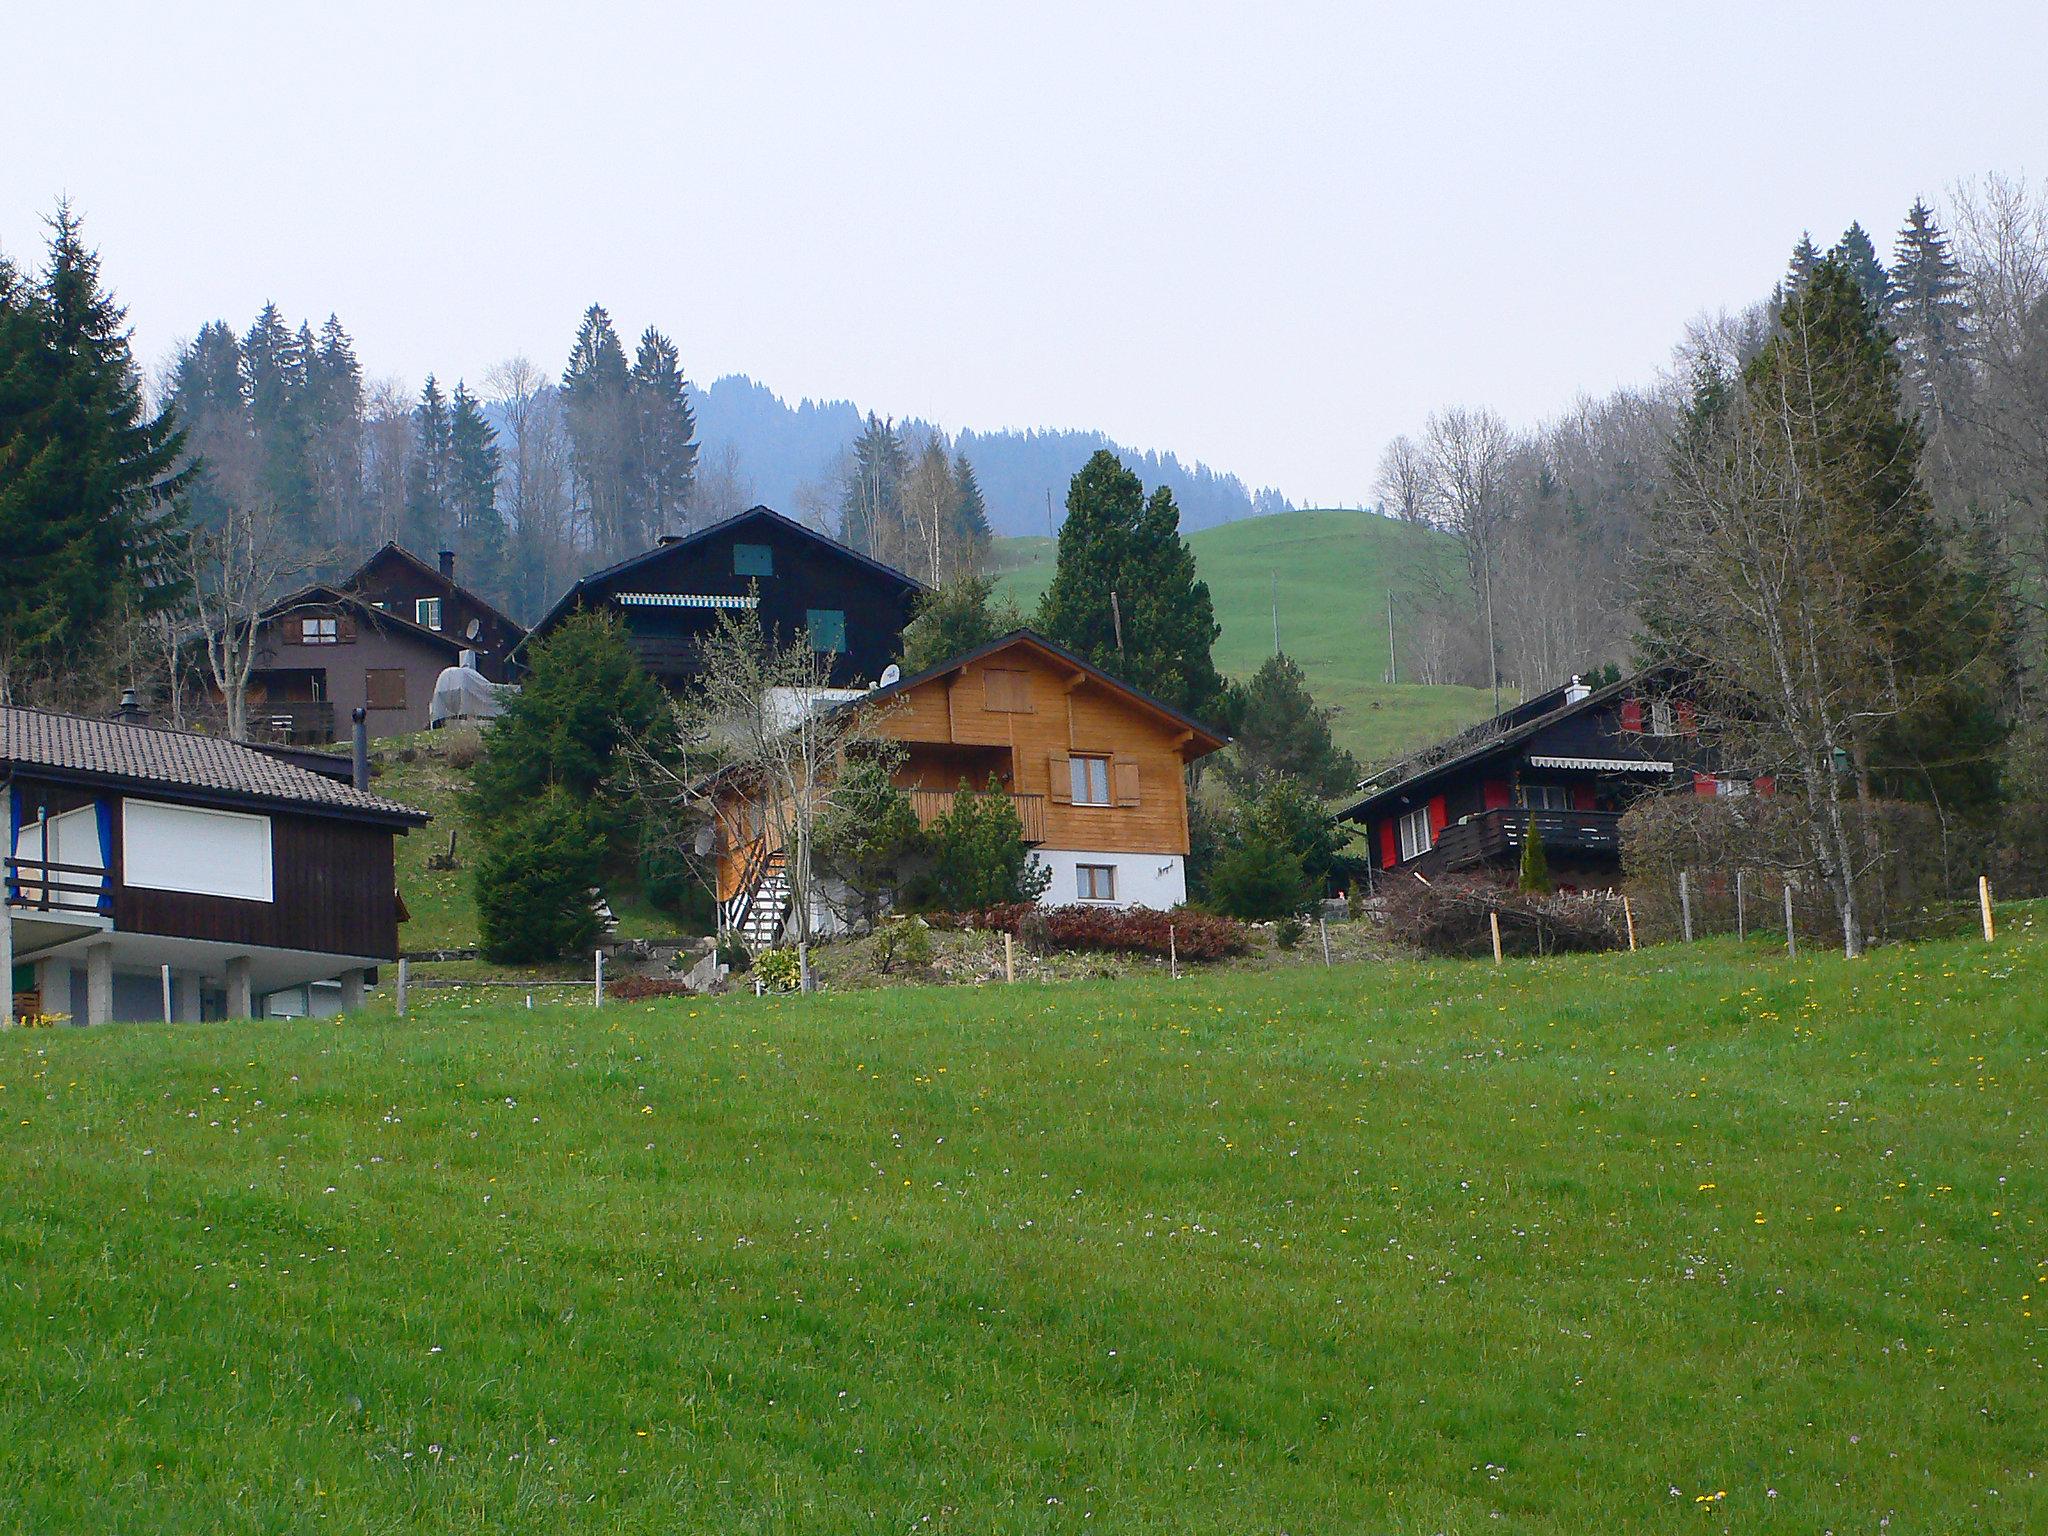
[1427,795,1448,840]
[1676,700,1697,734]
[1113,758,1141,806]
[1379,821,1398,869]
[365,668,407,710]
[1048,752,1072,804]
[283,615,303,645]
[1693,772,1716,797]
[1619,697,1643,733]
[337,614,358,643]
[1482,779,1511,810]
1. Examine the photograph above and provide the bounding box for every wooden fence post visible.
[1319,917,1332,967]
[1979,875,1995,942]
[161,963,172,1025]
[1622,895,1637,952]
[1783,883,1797,958]
[396,958,408,1018]
[1489,910,1503,965]
[594,949,604,1007]
[1736,869,1747,940]
[1168,924,1178,981]
[1004,931,1016,983]
[1679,870,1694,943]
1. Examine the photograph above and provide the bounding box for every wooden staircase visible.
[723,849,792,951]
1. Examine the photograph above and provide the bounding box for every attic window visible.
[416,597,443,630]
[733,543,773,577]
[300,617,340,645]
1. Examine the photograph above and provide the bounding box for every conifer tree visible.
[240,302,314,538]
[1781,231,1822,299]
[168,319,247,532]
[630,327,697,538]
[1037,449,1223,719]
[950,452,992,570]
[1888,199,1973,449]
[1830,222,1892,316]
[1217,652,1360,798]
[305,314,364,556]
[839,414,908,564]
[404,375,453,550]
[448,382,506,595]
[561,304,634,557]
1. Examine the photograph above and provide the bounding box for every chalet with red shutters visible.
[1336,667,1748,887]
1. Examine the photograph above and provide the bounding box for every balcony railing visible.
[255,700,336,743]
[5,855,112,915]
[1424,807,1623,872]
[907,788,1047,845]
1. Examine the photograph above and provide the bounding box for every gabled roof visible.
[260,583,464,653]
[863,628,1229,755]
[1,706,428,827]
[347,543,528,642]
[522,505,927,647]
[1336,664,1680,822]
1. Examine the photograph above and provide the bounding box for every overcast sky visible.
[5,2,2043,504]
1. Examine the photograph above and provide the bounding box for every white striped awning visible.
[1527,754,1672,773]
[616,592,759,610]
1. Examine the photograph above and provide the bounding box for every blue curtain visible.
[93,799,113,912]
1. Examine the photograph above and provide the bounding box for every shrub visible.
[439,724,485,770]
[1378,874,1622,958]
[1275,915,1305,949]
[815,750,925,927]
[873,915,934,973]
[715,935,751,973]
[924,778,1052,911]
[1012,904,1248,961]
[638,836,715,931]
[603,976,693,1001]
[756,947,802,992]
[474,788,606,963]
[1517,814,1551,893]
[1207,835,1313,920]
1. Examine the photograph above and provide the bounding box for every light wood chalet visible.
[709,629,1227,940]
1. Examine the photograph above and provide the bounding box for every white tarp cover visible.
[430,665,515,726]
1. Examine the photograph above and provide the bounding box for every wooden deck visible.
[1421,807,1623,873]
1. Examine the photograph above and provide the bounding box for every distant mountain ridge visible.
[689,374,1291,536]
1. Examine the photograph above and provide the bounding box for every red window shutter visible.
[1693,772,1716,797]
[1755,775,1776,797]
[1572,786,1597,811]
[1379,820,1398,868]
[1427,795,1448,839]
[1482,779,1511,810]
[1676,700,1697,734]
[1619,697,1643,733]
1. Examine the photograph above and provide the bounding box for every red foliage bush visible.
[928,902,1247,960]
[603,975,695,1001]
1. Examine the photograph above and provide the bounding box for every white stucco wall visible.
[1033,848,1186,910]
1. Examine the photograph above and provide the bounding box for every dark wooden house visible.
[344,544,527,682]
[5,705,427,1024]
[519,506,925,690]
[1337,668,1738,887]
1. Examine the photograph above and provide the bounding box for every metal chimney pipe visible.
[351,707,369,790]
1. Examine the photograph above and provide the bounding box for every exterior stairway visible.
[726,852,792,951]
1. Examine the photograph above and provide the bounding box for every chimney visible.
[351,707,369,791]
[114,688,150,726]
[438,549,456,580]
[1564,674,1590,704]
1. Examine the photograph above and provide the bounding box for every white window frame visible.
[302,616,339,645]
[1069,754,1112,807]
[1648,699,1676,737]
[1398,805,1433,861]
[1076,863,1117,902]
[416,597,443,630]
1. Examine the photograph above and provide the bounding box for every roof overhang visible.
[1526,755,1673,773]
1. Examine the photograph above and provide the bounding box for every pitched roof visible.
[522,505,927,646]
[261,583,464,653]
[347,543,528,641]
[1335,664,1678,821]
[1,706,429,826]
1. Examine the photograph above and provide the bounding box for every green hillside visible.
[4,926,2041,1530]
[992,508,1502,766]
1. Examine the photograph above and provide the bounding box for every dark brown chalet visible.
[5,705,427,1025]
[518,506,925,691]
[1337,668,1744,887]
[344,544,527,681]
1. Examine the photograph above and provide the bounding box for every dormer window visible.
[417,597,443,630]
[1648,699,1676,736]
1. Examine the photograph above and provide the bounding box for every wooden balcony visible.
[907,787,1047,845]
[5,854,111,916]
[255,700,336,744]
[1423,807,1623,873]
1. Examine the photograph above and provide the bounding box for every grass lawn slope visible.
[2,923,2042,1531]
[993,508,1503,765]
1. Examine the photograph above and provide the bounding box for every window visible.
[984,669,1033,712]
[364,668,408,710]
[1518,784,1573,811]
[807,608,846,653]
[1398,805,1433,861]
[1648,699,1676,736]
[416,597,443,630]
[733,543,774,577]
[300,616,339,645]
[1715,776,1751,798]
[1077,864,1117,902]
[122,800,273,904]
[1070,754,1112,806]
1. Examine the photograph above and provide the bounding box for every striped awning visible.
[616,592,759,610]
[1527,754,1672,773]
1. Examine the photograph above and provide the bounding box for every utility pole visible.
[1271,570,1280,657]
[1046,489,1055,541]
[1110,589,1125,659]
[1385,588,1397,685]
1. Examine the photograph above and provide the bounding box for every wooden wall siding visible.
[240,613,453,739]
[352,552,523,680]
[114,810,400,960]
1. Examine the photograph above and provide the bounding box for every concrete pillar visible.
[338,968,365,1013]
[85,941,114,1027]
[226,956,253,1020]
[0,907,12,1026]
[38,958,73,1023]
[172,971,202,1023]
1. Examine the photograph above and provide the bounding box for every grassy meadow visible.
[992,507,1505,766]
[1,920,2042,1531]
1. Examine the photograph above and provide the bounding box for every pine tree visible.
[448,382,506,598]
[239,302,314,541]
[404,375,453,550]
[561,304,634,557]
[305,314,364,558]
[839,414,908,564]
[1830,222,1892,317]
[1781,231,1822,300]
[1216,652,1360,798]
[1037,449,1223,719]
[0,206,189,690]
[630,327,697,539]
[167,319,247,532]
[949,452,992,572]
[1888,199,1973,449]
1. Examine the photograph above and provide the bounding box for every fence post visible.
[1168,924,1178,981]
[396,958,408,1018]
[1736,869,1747,940]
[1783,883,1797,958]
[1004,931,1016,983]
[1622,895,1637,952]
[1979,875,1995,942]
[1679,870,1694,943]
[1319,917,1332,967]
[1489,910,1503,965]
[161,963,172,1025]
[594,949,604,1007]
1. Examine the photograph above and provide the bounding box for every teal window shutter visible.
[807,609,847,653]
[733,543,773,577]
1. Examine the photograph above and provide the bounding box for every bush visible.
[1207,835,1313,920]
[755,947,802,992]
[923,778,1052,911]
[603,976,693,1001]
[474,789,606,963]
[1379,874,1623,958]
[637,836,715,931]
[439,724,485,770]
[873,915,934,972]
[1274,916,1305,949]
[1012,904,1247,961]
[715,935,751,973]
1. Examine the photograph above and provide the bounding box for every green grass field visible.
[994,508,1503,766]
[3,922,2042,1531]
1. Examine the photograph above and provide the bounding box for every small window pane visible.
[1398,805,1433,861]
[1070,755,1111,806]
[807,608,846,653]
[416,597,443,630]
[734,543,774,577]
[1078,864,1116,901]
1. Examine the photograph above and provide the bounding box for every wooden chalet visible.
[4,705,428,1024]
[1337,668,1735,887]
[344,544,527,682]
[519,506,925,692]
[707,630,1228,946]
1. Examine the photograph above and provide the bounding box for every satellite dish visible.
[878,664,901,688]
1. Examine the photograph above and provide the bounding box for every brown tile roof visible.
[1,706,428,825]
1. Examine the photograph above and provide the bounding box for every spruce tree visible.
[839,414,908,564]
[630,327,697,538]
[448,382,506,598]
[1888,199,1973,445]
[240,302,314,542]
[404,375,453,550]
[1038,450,1223,720]
[167,319,246,532]
[1217,652,1360,798]
[950,452,992,571]
[561,304,634,556]
[0,207,189,690]
[1830,222,1892,317]
[1781,232,1822,300]
[305,314,365,556]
